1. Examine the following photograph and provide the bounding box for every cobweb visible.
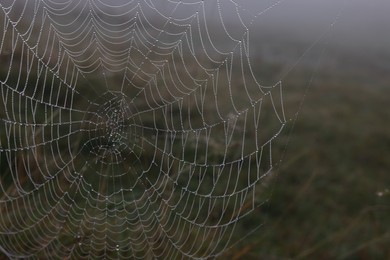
[0,0,340,259]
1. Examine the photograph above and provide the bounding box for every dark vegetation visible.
[223,45,390,259]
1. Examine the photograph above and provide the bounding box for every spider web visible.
[0,0,341,259]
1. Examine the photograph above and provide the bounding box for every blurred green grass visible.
[224,73,390,258]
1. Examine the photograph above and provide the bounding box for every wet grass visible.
[224,77,390,259]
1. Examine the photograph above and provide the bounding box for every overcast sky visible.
[219,0,390,52]
[20,0,390,53]
[156,0,390,51]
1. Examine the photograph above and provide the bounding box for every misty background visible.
[1,0,389,258]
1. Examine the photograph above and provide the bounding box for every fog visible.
[21,0,390,52]
[17,0,389,78]
[140,0,390,53]
[238,0,390,51]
